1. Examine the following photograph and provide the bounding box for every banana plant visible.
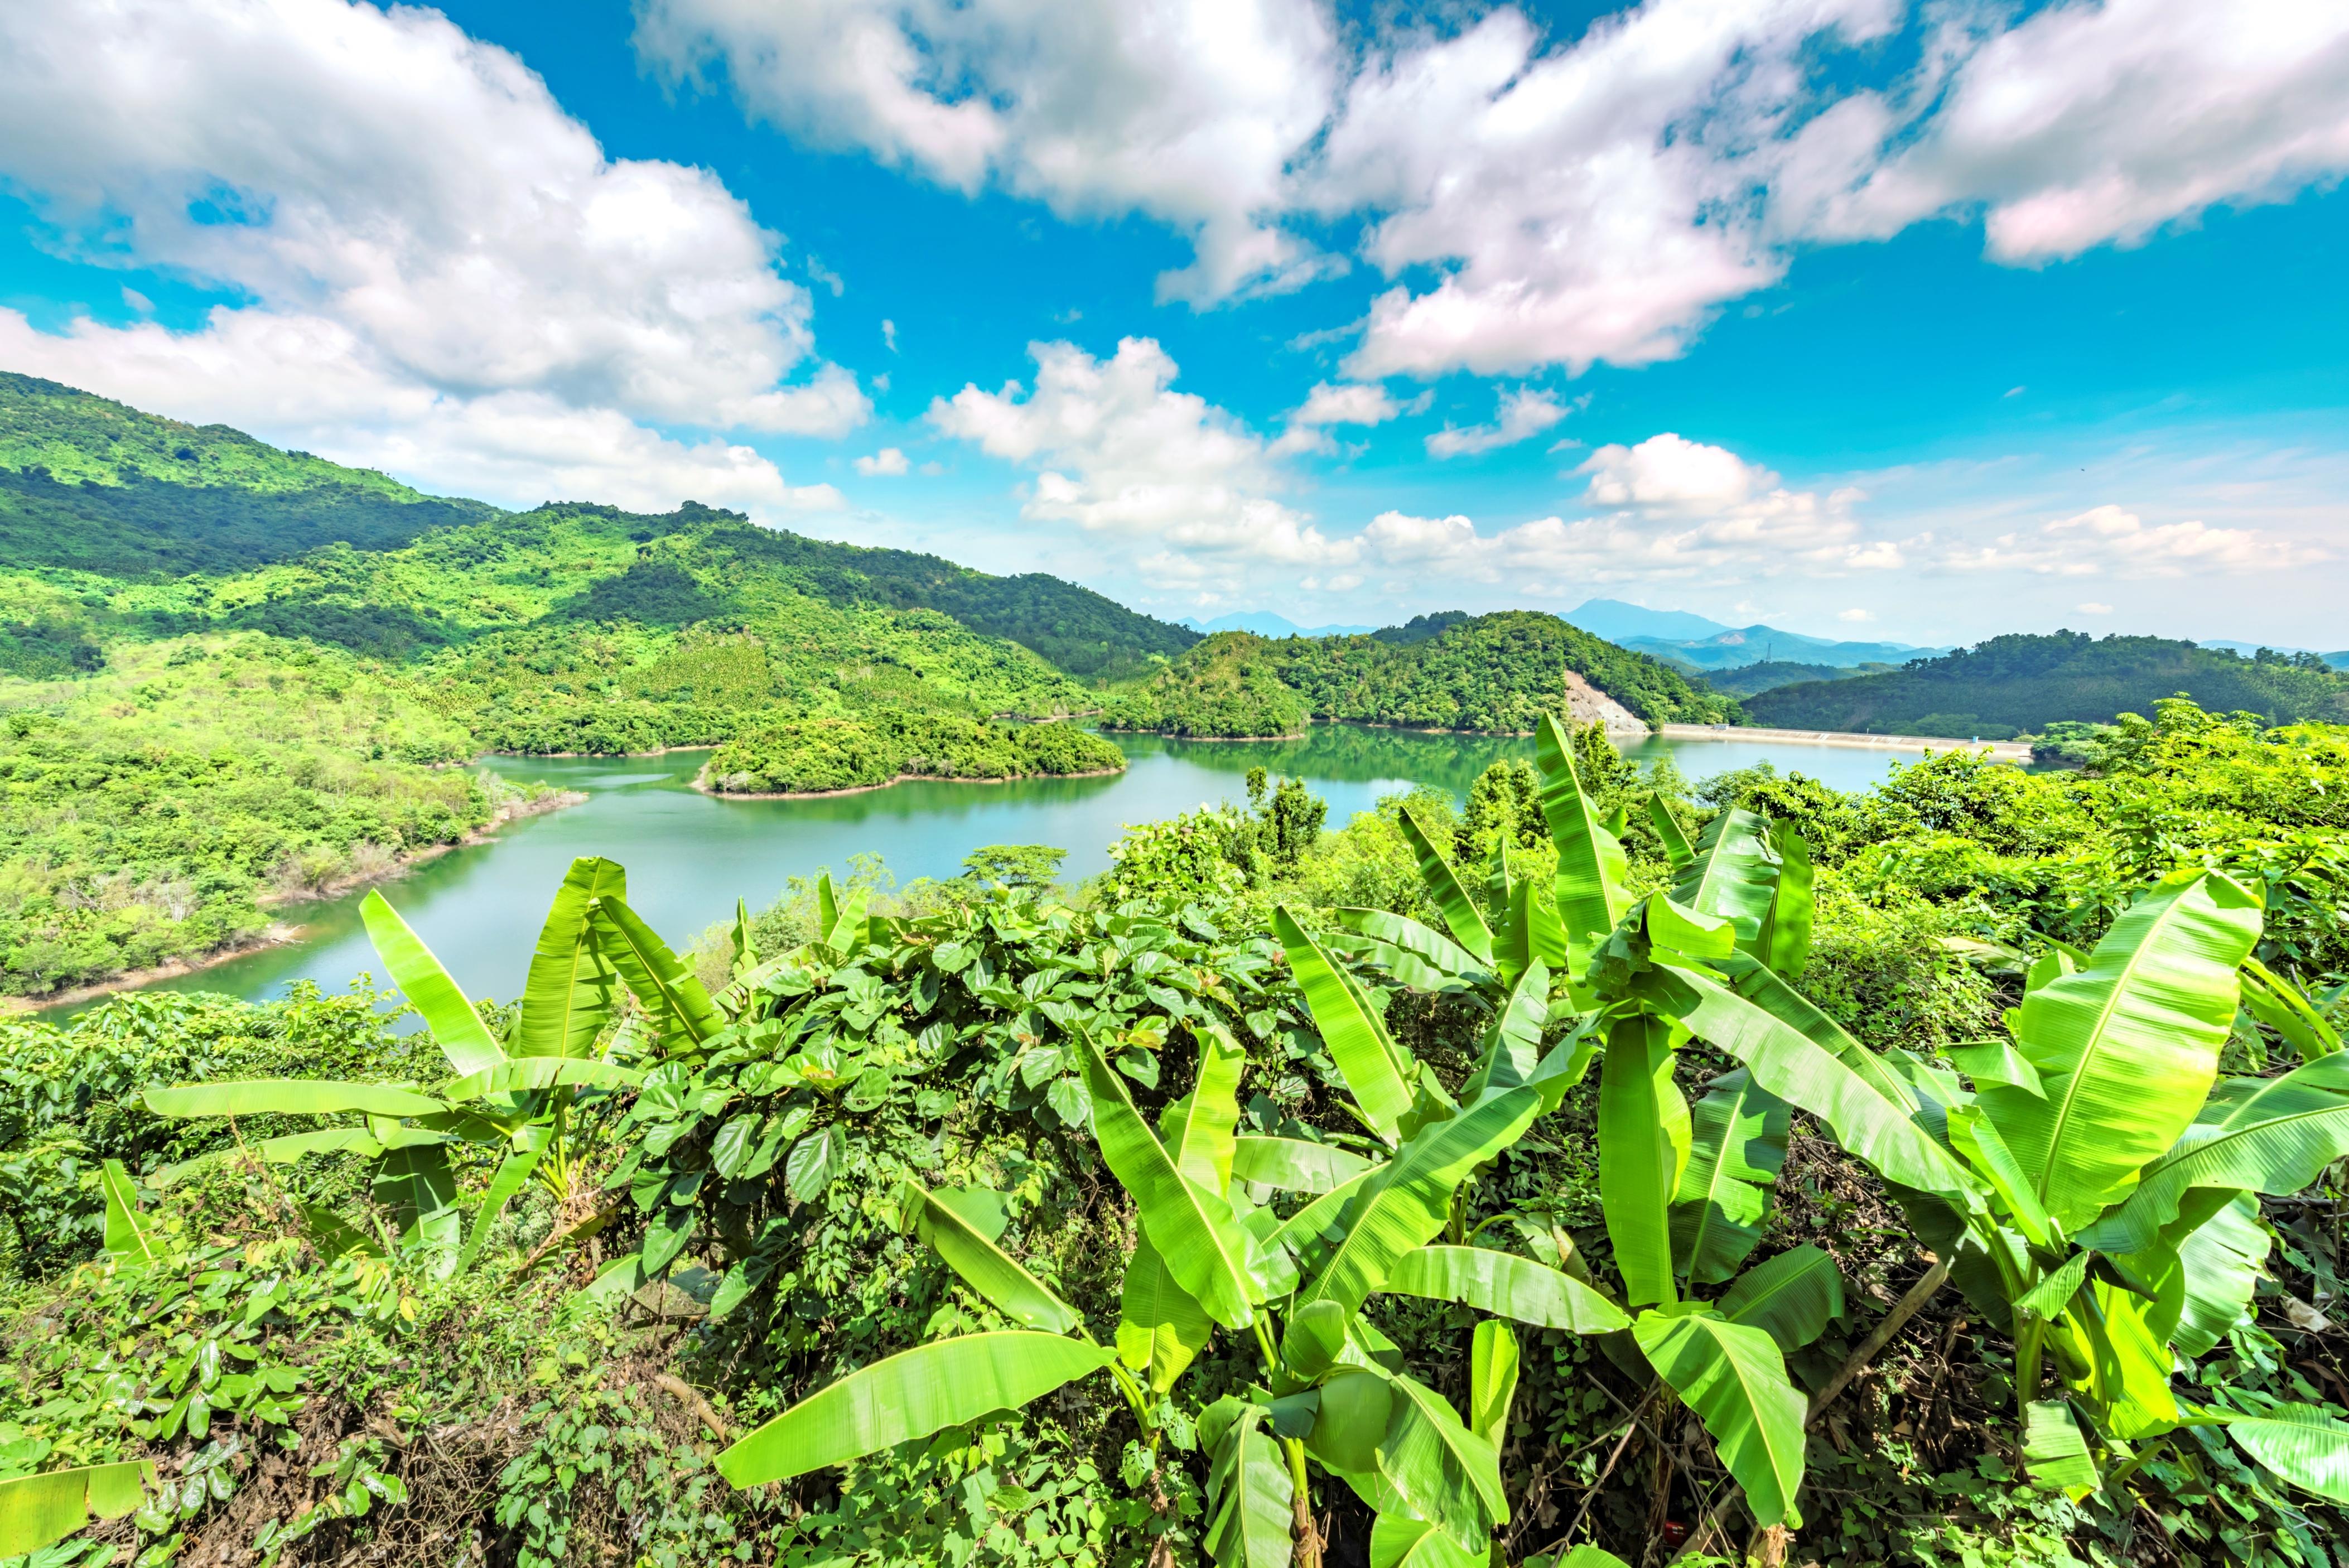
[1604,860,2349,1513]
[138,857,701,1275]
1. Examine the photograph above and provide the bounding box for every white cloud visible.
[1579,433,1774,509]
[882,319,898,352]
[1425,387,1572,459]
[1270,380,1406,456]
[2078,601,2114,614]
[0,0,862,515]
[855,446,911,476]
[635,0,1341,303]
[1796,0,2349,263]
[1837,607,1874,622]
[1938,503,2323,577]
[928,337,1353,585]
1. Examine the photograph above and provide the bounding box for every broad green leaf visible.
[1949,1039,2044,1098]
[826,884,870,954]
[361,890,505,1076]
[1079,1033,1259,1329]
[1398,807,1496,964]
[1600,1017,1679,1309]
[145,1079,446,1120]
[1715,954,1924,1114]
[0,1461,152,1558]
[515,856,626,1059]
[730,896,758,980]
[1469,1320,1518,1450]
[1383,1245,1627,1333]
[1757,821,1813,977]
[1463,961,1548,1099]
[1276,905,1417,1141]
[1946,1104,2054,1247]
[2240,957,2342,1059]
[1720,1244,1844,1351]
[1982,871,2261,1229]
[1674,808,1777,947]
[2083,1054,2349,1253]
[594,894,721,1051]
[1117,1231,1214,1391]
[785,1126,842,1204]
[1164,1021,1246,1191]
[1672,1069,1788,1285]
[1646,795,1693,870]
[1644,894,1736,964]
[150,1126,394,1188]
[2168,1192,2268,1359]
[1380,1371,1507,1546]
[1536,714,1629,969]
[1517,877,1568,971]
[1369,1512,1483,1568]
[1266,1167,1381,1257]
[100,1159,153,1266]
[2022,1401,2099,1498]
[715,1334,1114,1486]
[1635,963,1982,1208]
[1201,1398,1295,1568]
[1232,1136,1375,1194]
[298,1202,383,1260]
[2222,1403,2349,1503]
[2015,1253,2092,1319]
[373,1144,459,1257]
[443,1058,642,1101]
[1558,1552,1634,1568]
[2072,1281,2180,1438]
[459,1145,545,1273]
[1632,1310,1806,1528]
[1294,1087,1541,1323]
[816,870,839,942]
[1333,909,1484,992]
[900,1180,1079,1333]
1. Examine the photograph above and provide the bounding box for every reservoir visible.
[116,726,1956,1008]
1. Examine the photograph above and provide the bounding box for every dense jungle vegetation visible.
[1748,634,2349,741]
[2,697,2346,1568]
[1104,615,1738,739]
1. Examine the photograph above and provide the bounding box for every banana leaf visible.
[0,1461,153,1559]
[1200,1398,1295,1568]
[1946,1104,2054,1248]
[1118,1231,1214,1391]
[360,890,505,1076]
[1671,1069,1788,1285]
[2239,957,2343,1060]
[1464,961,1549,1099]
[1232,1136,1376,1194]
[1469,1320,1518,1450]
[458,1144,545,1273]
[1948,1038,2044,1098]
[1755,821,1813,977]
[1275,905,1416,1141]
[1164,1022,1246,1191]
[1333,909,1485,992]
[1398,807,1496,964]
[1981,870,2261,1230]
[145,1079,446,1119]
[1632,1309,1806,1528]
[901,1180,1079,1333]
[1382,1245,1627,1333]
[2219,1402,2349,1504]
[1535,714,1629,968]
[374,1143,460,1261]
[515,856,626,1059]
[1675,808,1777,946]
[1369,1512,1483,1568]
[2072,1281,2181,1438]
[594,894,721,1051]
[730,897,758,980]
[1294,1086,1541,1321]
[1380,1371,1507,1547]
[2022,1400,2099,1498]
[2167,1191,2268,1359]
[1646,795,1693,870]
[1079,1033,1259,1329]
[1599,1016,1680,1309]
[99,1159,153,1266]
[715,1333,1115,1486]
[443,1058,642,1102]
[1719,1244,1844,1351]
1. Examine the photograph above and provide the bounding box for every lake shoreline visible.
[693,763,1128,800]
[8,785,589,1016]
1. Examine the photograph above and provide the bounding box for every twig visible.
[652,1373,731,1441]
[1806,1254,1952,1426]
[1549,1382,1660,1555]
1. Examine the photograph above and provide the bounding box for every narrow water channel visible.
[117,726,1939,1009]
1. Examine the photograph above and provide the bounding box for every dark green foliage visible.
[958,845,1069,889]
[705,713,1123,794]
[0,616,103,679]
[1748,630,2349,736]
[1700,660,1882,698]
[1110,613,1738,737]
[559,560,732,626]
[1372,611,1470,644]
[1247,769,1326,867]
[225,599,455,660]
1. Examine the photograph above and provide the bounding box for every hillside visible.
[1746,630,2349,739]
[1104,610,1738,736]
[1699,659,1889,697]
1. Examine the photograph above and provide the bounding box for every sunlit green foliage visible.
[705,713,1122,794]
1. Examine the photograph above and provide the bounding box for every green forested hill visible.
[1106,610,1738,736]
[1700,659,1887,698]
[1747,630,2349,737]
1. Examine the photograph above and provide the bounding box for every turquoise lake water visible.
[113,726,1932,1009]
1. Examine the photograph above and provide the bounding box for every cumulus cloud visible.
[1270,380,1406,456]
[855,446,911,476]
[0,0,861,515]
[1938,503,2323,576]
[1425,387,1571,459]
[635,0,1340,303]
[927,337,1353,584]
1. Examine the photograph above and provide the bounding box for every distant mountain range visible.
[1561,599,1944,672]
[2202,640,2349,669]
[1178,611,1377,638]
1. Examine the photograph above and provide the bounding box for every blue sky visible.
[1,0,2345,648]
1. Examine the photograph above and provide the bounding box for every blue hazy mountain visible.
[1178,611,1377,638]
[1563,599,1941,671]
